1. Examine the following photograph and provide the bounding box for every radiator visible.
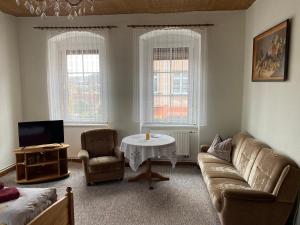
[150,130,191,156]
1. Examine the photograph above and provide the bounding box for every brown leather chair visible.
[78,129,124,185]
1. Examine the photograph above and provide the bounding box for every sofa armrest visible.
[114,147,124,160]
[220,189,286,225]
[223,189,276,202]
[200,145,210,152]
[77,149,89,163]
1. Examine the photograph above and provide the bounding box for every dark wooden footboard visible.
[28,187,74,225]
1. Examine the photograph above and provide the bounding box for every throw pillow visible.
[207,134,232,162]
[0,187,20,203]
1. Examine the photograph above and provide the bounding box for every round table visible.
[121,134,176,189]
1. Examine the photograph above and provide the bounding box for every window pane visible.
[170,96,188,120]
[83,54,100,73]
[153,48,171,60]
[67,72,101,122]
[68,73,83,78]
[171,59,189,72]
[172,75,181,94]
[171,47,189,60]
[153,95,170,120]
[153,74,159,94]
[155,73,170,95]
[66,51,102,123]
[152,47,190,123]
[67,54,83,73]
[153,60,171,73]
[182,74,189,94]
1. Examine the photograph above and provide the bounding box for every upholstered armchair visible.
[78,129,124,185]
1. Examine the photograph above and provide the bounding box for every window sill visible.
[64,123,109,128]
[141,123,198,129]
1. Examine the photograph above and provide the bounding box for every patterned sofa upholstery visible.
[198,132,300,225]
[78,129,124,185]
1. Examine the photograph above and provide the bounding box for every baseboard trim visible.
[0,164,16,177]
[0,159,196,178]
[68,157,197,166]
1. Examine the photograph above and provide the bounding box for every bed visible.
[0,187,74,225]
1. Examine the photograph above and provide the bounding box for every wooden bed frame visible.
[28,187,74,225]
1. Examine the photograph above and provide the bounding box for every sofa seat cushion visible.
[88,156,122,173]
[198,153,232,165]
[207,178,251,212]
[201,162,245,181]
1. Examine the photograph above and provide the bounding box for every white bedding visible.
[0,188,57,225]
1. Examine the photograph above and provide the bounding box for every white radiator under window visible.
[151,130,191,156]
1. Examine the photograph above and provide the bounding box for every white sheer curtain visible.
[133,27,207,128]
[47,30,110,124]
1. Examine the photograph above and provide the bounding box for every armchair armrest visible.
[223,189,276,202]
[77,149,89,163]
[114,147,124,160]
[200,145,210,152]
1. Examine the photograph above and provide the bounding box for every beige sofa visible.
[198,132,300,225]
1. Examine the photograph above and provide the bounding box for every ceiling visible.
[0,0,256,17]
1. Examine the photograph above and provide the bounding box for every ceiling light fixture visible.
[16,0,95,20]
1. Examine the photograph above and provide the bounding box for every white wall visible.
[242,0,300,164]
[0,12,22,171]
[17,11,245,159]
[242,1,300,223]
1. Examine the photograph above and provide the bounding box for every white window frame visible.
[62,47,103,125]
[145,41,196,125]
[48,32,108,125]
[62,49,101,124]
[135,28,207,130]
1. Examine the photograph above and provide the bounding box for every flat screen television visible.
[18,120,64,147]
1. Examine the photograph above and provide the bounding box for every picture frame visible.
[252,19,290,82]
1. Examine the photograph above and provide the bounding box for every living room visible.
[0,0,300,225]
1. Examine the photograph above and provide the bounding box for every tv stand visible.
[14,144,70,184]
[42,145,57,149]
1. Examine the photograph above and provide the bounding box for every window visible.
[47,31,108,124]
[138,29,203,125]
[65,50,101,123]
[152,47,189,121]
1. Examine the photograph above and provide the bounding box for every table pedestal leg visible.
[128,159,169,189]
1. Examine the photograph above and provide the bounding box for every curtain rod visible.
[127,24,214,28]
[33,26,117,30]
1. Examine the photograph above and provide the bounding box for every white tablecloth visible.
[120,134,177,171]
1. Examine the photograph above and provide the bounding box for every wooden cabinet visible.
[14,144,70,184]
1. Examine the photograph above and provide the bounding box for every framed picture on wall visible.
[252,19,290,81]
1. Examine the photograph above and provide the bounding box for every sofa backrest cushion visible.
[248,148,297,194]
[233,138,268,181]
[231,132,251,165]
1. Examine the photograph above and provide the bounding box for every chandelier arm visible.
[65,0,84,7]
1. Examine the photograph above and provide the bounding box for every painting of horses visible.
[252,20,290,81]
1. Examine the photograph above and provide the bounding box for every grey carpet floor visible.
[1,163,221,225]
